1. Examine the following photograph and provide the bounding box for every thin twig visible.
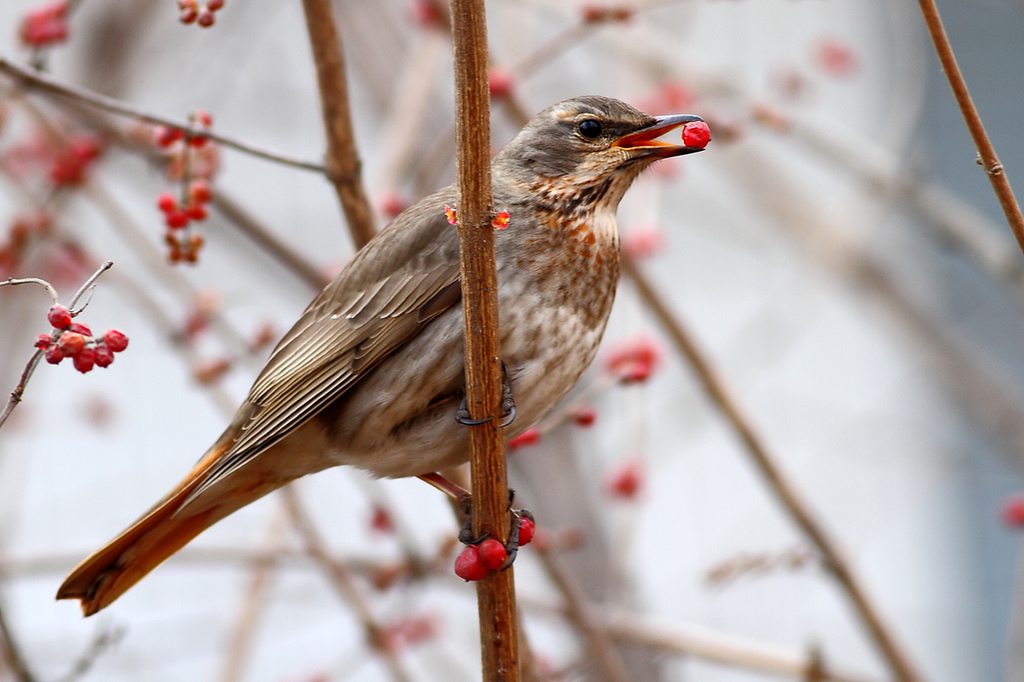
[621,254,922,682]
[0,57,326,174]
[450,0,520,679]
[300,0,377,250]
[915,0,1024,255]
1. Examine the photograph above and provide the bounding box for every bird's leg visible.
[502,508,535,570]
[417,472,473,515]
[453,362,516,427]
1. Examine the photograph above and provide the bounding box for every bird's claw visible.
[458,494,530,571]
[454,362,516,427]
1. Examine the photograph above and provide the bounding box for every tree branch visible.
[915,0,1024,255]
[450,0,520,679]
[0,56,326,174]
[301,0,377,250]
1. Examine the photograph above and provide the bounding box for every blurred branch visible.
[536,544,632,682]
[281,487,414,682]
[621,254,923,682]
[915,0,1024,255]
[301,0,377,250]
[0,56,326,173]
[450,1,520,680]
[0,600,34,682]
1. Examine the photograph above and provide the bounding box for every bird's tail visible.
[57,443,240,616]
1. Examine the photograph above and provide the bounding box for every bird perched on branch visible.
[57,96,707,615]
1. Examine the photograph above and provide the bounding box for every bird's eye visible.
[578,119,603,140]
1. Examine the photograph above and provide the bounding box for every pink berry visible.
[478,538,508,570]
[57,331,86,356]
[44,345,64,364]
[157,192,177,213]
[104,329,129,352]
[93,344,115,368]
[69,321,91,336]
[47,304,72,330]
[517,517,535,546]
[35,333,53,350]
[454,546,489,581]
[681,121,711,149]
[73,347,95,373]
[193,110,213,128]
[508,427,541,451]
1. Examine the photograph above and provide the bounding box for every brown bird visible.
[57,96,706,615]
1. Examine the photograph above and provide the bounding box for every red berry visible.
[73,347,96,373]
[165,210,189,229]
[478,538,508,570]
[155,125,184,147]
[69,321,91,336]
[605,336,662,383]
[157,192,178,213]
[47,304,72,330]
[572,405,597,427]
[488,68,515,99]
[369,505,394,534]
[681,121,711,149]
[606,460,645,500]
[379,193,407,219]
[621,224,666,260]
[57,331,86,356]
[44,345,64,364]
[454,546,489,581]
[619,360,653,384]
[815,38,858,78]
[104,329,129,352]
[185,203,208,221]
[188,178,212,204]
[93,344,115,368]
[517,517,535,546]
[206,0,224,10]
[508,427,541,451]
[1003,496,1024,527]
[35,333,53,350]
[178,0,198,8]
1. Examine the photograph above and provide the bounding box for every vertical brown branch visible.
[0,601,34,682]
[621,254,922,682]
[450,0,520,679]
[301,0,377,250]
[916,0,1024,255]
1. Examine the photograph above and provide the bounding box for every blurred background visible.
[1,0,1023,680]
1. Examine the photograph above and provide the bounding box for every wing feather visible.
[187,188,463,501]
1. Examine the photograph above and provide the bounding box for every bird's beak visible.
[613,114,706,158]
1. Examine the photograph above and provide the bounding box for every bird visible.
[57,95,707,615]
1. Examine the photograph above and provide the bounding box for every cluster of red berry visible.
[19,1,69,48]
[49,132,102,187]
[604,335,662,384]
[454,514,536,582]
[178,0,224,27]
[157,177,211,262]
[153,111,216,263]
[37,304,129,373]
[0,213,51,274]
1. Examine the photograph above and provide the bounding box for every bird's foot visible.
[457,494,533,571]
[453,362,516,427]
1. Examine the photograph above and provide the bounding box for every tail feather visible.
[57,444,231,616]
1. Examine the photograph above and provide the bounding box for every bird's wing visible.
[190,190,463,499]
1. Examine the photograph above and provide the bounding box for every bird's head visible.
[496,96,706,197]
